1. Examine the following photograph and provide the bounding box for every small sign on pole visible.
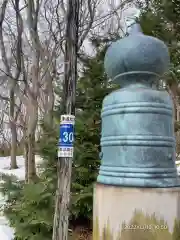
[58,115,75,158]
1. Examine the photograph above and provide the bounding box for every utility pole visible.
[52,1,80,240]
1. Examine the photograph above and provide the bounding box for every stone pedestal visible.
[93,184,180,240]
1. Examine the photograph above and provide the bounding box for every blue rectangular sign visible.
[58,124,74,147]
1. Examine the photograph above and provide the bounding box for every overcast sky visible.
[83,1,140,56]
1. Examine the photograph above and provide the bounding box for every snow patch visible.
[0,155,43,239]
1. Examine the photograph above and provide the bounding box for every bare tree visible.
[0,0,132,180]
[52,1,80,239]
[0,0,59,180]
[0,0,23,169]
[0,0,44,179]
[50,0,132,239]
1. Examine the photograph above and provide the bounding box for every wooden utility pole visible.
[52,1,80,240]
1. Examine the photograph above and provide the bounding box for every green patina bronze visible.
[97,21,180,187]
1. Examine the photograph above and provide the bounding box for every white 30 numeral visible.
[63,132,73,143]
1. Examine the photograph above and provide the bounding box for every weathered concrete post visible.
[93,23,180,239]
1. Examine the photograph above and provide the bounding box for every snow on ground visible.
[0,155,43,240]
[0,155,179,239]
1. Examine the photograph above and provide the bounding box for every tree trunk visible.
[26,0,40,183]
[52,160,72,240]
[10,121,18,169]
[9,89,18,169]
[52,1,79,239]
[27,102,38,183]
[24,136,28,182]
[27,131,36,182]
[43,70,55,125]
